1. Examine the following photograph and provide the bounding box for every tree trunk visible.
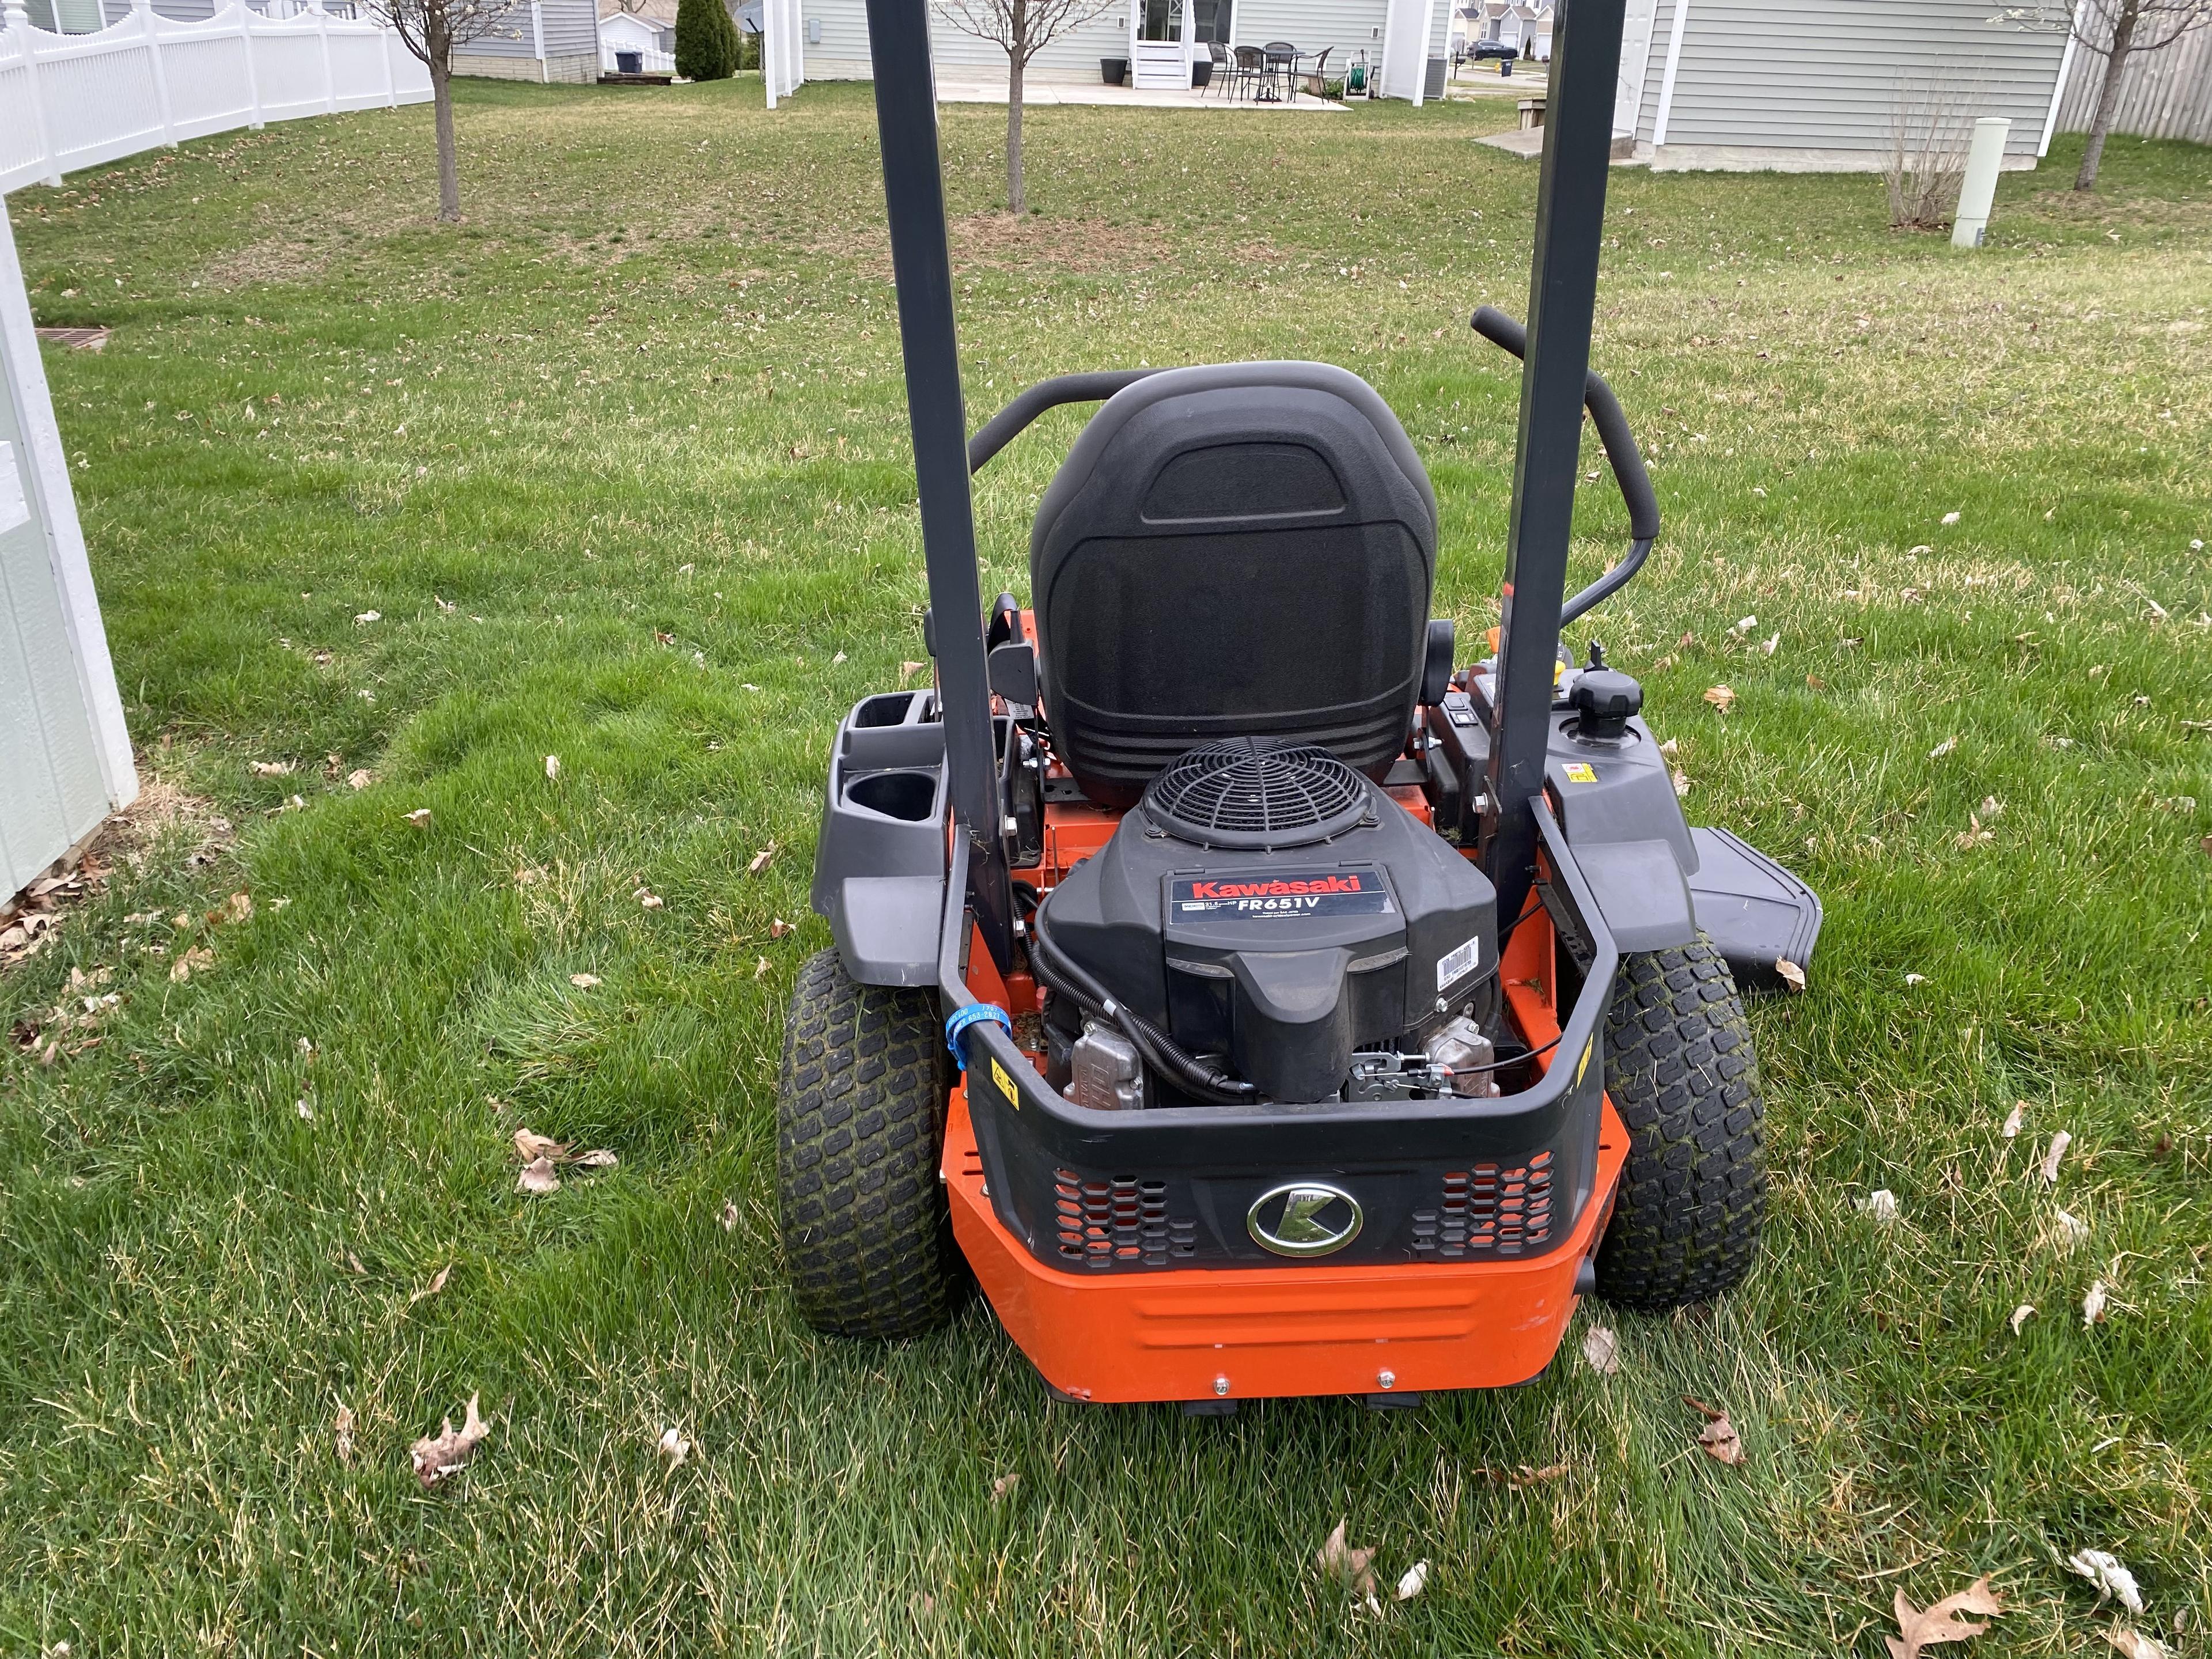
[1006,50,1025,214]
[430,57,462,221]
[2074,1,2138,192]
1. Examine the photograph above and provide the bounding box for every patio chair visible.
[1231,43,1266,101]
[1207,39,1241,99]
[1263,40,1298,101]
[1301,44,1333,97]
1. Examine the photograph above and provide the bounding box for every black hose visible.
[1028,896,1259,1105]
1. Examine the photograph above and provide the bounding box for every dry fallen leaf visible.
[517,1156,561,1195]
[346,768,374,790]
[637,888,663,910]
[249,759,295,776]
[2010,1304,2036,1335]
[1395,1560,1430,1602]
[573,1148,618,1170]
[2041,1131,2073,1184]
[2069,1550,2145,1614]
[222,891,253,925]
[1472,1463,1568,1488]
[991,1471,1020,1502]
[1685,1397,1744,1465]
[544,754,560,782]
[514,1128,568,1162]
[769,918,791,940]
[2002,1102,2027,1139]
[720,1200,741,1232]
[1886,1576,2003,1659]
[2083,1280,2108,1325]
[2054,1209,2089,1253]
[1861,1188,1900,1225]
[406,1263,452,1308]
[1929,737,1957,759]
[1672,768,1692,798]
[2107,1627,2168,1659]
[1941,510,1962,525]
[570,973,600,989]
[754,955,771,979]
[898,660,926,687]
[168,946,214,983]
[1316,1520,1380,1607]
[1581,1323,1620,1375]
[1760,632,1779,656]
[1775,957,1806,993]
[658,1426,693,1468]
[1703,684,1737,714]
[747,842,778,876]
[334,1402,356,1466]
[409,1393,491,1490]
[404,808,433,831]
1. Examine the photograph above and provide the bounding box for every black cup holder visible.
[844,769,938,823]
[853,692,920,729]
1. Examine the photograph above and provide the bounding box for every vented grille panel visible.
[1054,1169,1199,1269]
[1410,1149,1554,1258]
[1141,738,1368,850]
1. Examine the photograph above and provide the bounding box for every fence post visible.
[380,10,396,104]
[239,0,266,127]
[134,0,180,148]
[312,0,335,111]
[6,0,65,187]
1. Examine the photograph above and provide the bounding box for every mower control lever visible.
[967,369,1165,474]
[1470,306,1660,628]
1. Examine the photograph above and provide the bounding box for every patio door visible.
[1131,0,1194,89]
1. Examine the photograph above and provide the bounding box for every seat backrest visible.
[1029,362,1437,808]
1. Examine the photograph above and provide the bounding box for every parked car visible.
[1467,38,1518,60]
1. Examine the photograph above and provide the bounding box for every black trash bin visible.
[1101,56,1127,84]
[1191,59,1212,87]
[615,48,642,72]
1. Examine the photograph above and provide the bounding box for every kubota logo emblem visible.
[1246,1181,1363,1257]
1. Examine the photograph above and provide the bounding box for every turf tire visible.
[1593,935,1766,1312]
[777,948,960,1338]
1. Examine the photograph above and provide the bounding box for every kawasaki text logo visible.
[1187,875,1371,900]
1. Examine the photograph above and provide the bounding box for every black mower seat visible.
[1029,362,1438,809]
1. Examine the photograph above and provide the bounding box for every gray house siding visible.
[93,0,218,25]
[453,0,598,79]
[1646,0,2068,161]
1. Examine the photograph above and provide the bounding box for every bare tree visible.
[2068,0,2212,187]
[1998,0,2212,189]
[935,0,1122,214]
[372,0,524,220]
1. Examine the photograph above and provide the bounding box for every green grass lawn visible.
[5,75,2210,1656]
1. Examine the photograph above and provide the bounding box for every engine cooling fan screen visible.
[1141,738,1370,850]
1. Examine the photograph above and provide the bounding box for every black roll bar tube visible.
[967,369,1163,474]
[1471,305,1658,628]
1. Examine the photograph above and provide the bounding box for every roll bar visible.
[1471,305,1658,628]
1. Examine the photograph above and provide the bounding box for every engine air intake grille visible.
[1141,738,1370,850]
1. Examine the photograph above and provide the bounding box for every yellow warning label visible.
[991,1056,1018,1108]
[1562,762,1598,784]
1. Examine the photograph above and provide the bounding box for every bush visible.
[675,0,740,80]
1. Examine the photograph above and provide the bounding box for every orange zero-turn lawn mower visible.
[776,0,1821,1411]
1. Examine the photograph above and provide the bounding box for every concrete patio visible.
[933,71,1349,110]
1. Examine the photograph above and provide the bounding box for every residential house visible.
[797,0,1450,102]
[1457,1,1548,59]
[599,0,675,65]
[448,0,601,79]
[1612,0,2073,169]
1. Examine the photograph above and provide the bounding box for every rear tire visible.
[1593,935,1766,1312]
[776,948,960,1338]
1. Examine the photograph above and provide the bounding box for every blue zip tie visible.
[944,1002,1013,1069]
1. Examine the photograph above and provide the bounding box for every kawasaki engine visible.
[1032,740,1501,1108]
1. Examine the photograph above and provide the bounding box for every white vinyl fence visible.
[1,0,431,194]
[760,0,799,106]
[599,36,672,71]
